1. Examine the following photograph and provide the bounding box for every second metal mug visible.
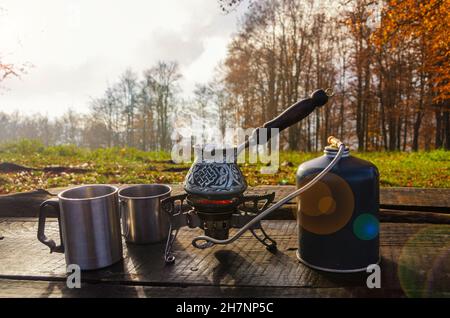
[118,184,172,244]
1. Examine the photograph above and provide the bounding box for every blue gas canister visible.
[296,139,380,272]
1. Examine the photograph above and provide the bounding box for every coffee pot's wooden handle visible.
[241,89,332,149]
[263,89,330,133]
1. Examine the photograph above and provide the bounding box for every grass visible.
[0,139,448,194]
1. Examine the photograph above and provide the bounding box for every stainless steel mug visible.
[118,184,172,244]
[38,184,123,270]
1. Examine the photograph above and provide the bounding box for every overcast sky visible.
[0,0,247,117]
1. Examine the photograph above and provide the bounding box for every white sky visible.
[0,0,246,117]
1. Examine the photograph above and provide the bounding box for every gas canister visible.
[296,140,380,272]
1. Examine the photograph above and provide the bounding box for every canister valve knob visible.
[327,136,344,148]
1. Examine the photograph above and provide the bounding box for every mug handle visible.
[37,198,64,253]
[119,198,130,238]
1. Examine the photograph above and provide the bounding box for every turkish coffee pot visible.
[184,88,333,199]
[181,89,351,248]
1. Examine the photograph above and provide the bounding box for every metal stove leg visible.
[240,192,277,251]
[161,194,187,264]
[164,225,178,264]
[250,225,277,252]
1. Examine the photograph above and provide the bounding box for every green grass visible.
[275,150,450,188]
[0,139,448,194]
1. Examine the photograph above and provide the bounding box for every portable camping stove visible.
[161,192,277,263]
[161,89,335,263]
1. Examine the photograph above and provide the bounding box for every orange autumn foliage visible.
[375,0,450,102]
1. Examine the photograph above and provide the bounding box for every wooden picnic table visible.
[0,185,449,298]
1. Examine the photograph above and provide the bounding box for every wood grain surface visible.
[0,218,448,298]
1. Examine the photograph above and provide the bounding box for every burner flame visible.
[196,199,235,206]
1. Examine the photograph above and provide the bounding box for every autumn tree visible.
[0,8,27,86]
[222,0,338,151]
[375,0,450,149]
[143,61,181,150]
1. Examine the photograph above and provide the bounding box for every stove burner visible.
[185,195,241,240]
[187,195,241,212]
[161,192,277,263]
[196,199,234,205]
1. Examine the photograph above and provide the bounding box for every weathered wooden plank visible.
[0,279,406,298]
[379,187,450,212]
[379,209,450,224]
[1,185,449,218]
[0,189,55,218]
[251,186,450,212]
[0,219,448,297]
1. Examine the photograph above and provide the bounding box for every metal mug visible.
[118,184,172,244]
[37,184,123,270]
